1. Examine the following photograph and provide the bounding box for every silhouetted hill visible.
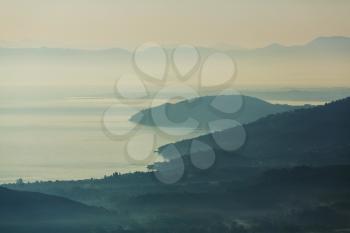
[0,187,119,233]
[130,95,304,128]
[158,97,350,167]
[224,36,350,58]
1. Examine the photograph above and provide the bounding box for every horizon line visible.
[1,35,349,52]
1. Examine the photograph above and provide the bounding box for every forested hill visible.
[0,187,118,232]
[130,95,305,128]
[158,97,350,167]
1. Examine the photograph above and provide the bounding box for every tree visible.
[16,178,24,185]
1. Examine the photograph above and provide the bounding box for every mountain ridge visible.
[1,36,349,53]
[157,97,350,167]
[130,95,306,129]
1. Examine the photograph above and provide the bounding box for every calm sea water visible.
[0,85,210,183]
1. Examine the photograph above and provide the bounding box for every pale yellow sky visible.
[1,0,350,49]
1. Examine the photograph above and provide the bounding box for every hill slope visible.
[0,187,118,232]
[130,95,305,128]
[158,97,350,167]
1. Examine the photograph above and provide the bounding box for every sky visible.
[1,0,350,49]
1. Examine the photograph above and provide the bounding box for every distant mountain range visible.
[130,95,306,128]
[191,36,347,62]
[2,36,349,87]
[1,36,349,55]
[0,47,130,56]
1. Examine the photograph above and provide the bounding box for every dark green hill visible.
[158,97,350,167]
[130,95,305,128]
[0,187,119,233]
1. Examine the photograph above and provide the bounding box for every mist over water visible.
[0,83,209,183]
[1,51,349,183]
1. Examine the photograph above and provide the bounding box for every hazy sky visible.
[1,0,350,49]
